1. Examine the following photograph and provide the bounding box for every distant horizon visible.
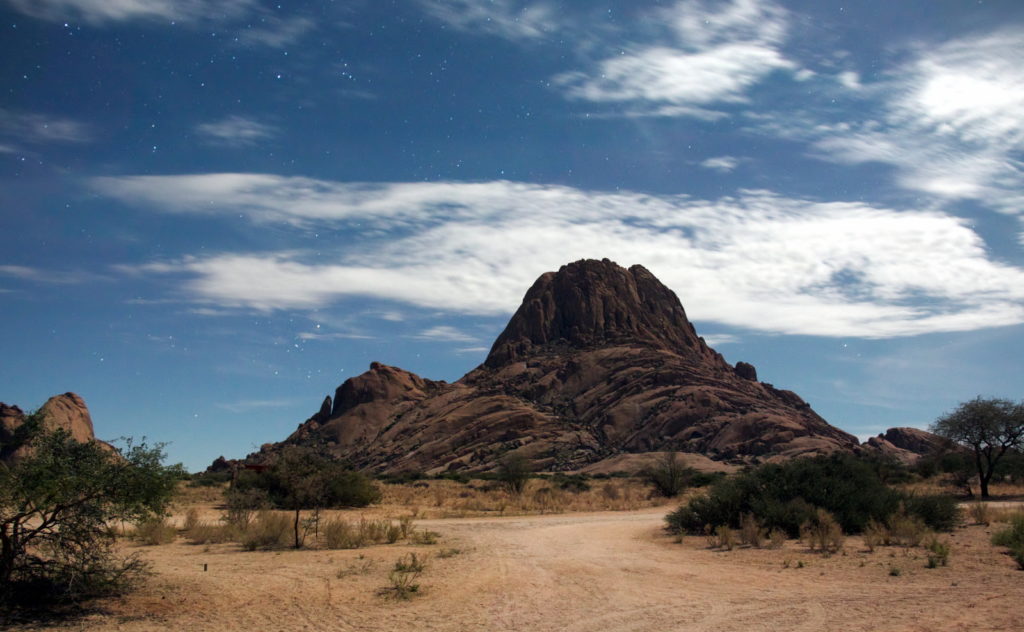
[2,0,1022,472]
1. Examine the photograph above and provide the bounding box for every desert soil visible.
[23,506,1023,632]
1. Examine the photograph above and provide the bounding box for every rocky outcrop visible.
[1,392,109,463]
[862,426,951,464]
[229,259,859,473]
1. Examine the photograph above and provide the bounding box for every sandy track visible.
[32,507,1023,631]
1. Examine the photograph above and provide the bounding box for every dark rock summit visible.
[229,259,860,473]
[862,426,951,464]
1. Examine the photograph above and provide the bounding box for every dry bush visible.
[183,507,201,532]
[800,508,844,554]
[134,517,177,545]
[887,507,928,547]
[383,553,427,600]
[242,511,292,550]
[767,528,787,550]
[863,518,889,552]
[739,513,765,548]
[967,502,991,525]
[411,529,439,545]
[713,525,735,550]
[184,521,236,545]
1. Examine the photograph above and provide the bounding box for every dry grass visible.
[380,477,661,518]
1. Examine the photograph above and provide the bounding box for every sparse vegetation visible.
[925,536,950,568]
[134,517,177,546]
[991,512,1024,570]
[799,508,844,554]
[383,553,427,600]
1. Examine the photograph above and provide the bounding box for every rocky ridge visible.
[0,392,109,463]
[228,259,881,474]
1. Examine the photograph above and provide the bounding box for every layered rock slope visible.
[241,259,860,473]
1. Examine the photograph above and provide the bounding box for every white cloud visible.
[795,30,1024,214]
[413,326,480,343]
[99,175,1024,338]
[0,108,92,144]
[556,44,794,108]
[4,0,255,24]
[553,0,796,118]
[417,0,555,41]
[700,156,741,173]
[701,334,741,346]
[195,116,277,146]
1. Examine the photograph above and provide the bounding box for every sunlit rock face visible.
[232,259,859,474]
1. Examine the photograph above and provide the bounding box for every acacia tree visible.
[238,447,381,548]
[930,397,1024,499]
[0,413,182,606]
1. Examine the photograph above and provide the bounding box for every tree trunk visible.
[1,524,16,593]
[293,509,301,549]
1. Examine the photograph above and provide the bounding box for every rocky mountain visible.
[861,427,951,464]
[233,259,860,474]
[0,392,109,463]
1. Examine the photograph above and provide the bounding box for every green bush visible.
[991,513,1024,570]
[665,454,955,537]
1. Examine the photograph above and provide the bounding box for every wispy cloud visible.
[699,156,741,173]
[701,334,741,346]
[99,175,1024,338]
[195,115,277,147]
[413,326,479,343]
[0,108,92,146]
[554,0,796,118]
[0,264,105,284]
[417,0,556,41]
[237,15,315,48]
[751,29,1024,215]
[215,398,296,414]
[4,0,256,24]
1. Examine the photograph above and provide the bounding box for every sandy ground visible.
[20,505,1023,632]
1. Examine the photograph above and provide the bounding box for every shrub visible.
[241,511,292,551]
[183,507,201,532]
[322,519,360,549]
[767,528,786,549]
[384,554,427,600]
[739,513,765,548]
[925,536,950,568]
[184,522,236,545]
[665,454,956,538]
[991,513,1024,570]
[713,525,735,550]
[800,508,844,554]
[496,454,532,495]
[863,518,889,552]
[134,518,177,545]
[887,506,928,547]
[644,453,693,498]
[968,502,991,525]
[903,494,960,532]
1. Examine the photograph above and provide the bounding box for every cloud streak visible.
[195,116,278,146]
[97,175,1024,339]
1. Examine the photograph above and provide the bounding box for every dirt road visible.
[42,507,1023,631]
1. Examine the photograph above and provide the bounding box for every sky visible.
[1,0,1023,472]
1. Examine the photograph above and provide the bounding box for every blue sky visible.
[2,0,1022,472]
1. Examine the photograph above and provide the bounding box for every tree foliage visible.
[0,413,182,608]
[643,452,695,498]
[930,397,1024,499]
[495,453,532,495]
[232,447,381,548]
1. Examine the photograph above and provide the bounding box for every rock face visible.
[236,259,859,473]
[0,392,107,463]
[862,427,950,464]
